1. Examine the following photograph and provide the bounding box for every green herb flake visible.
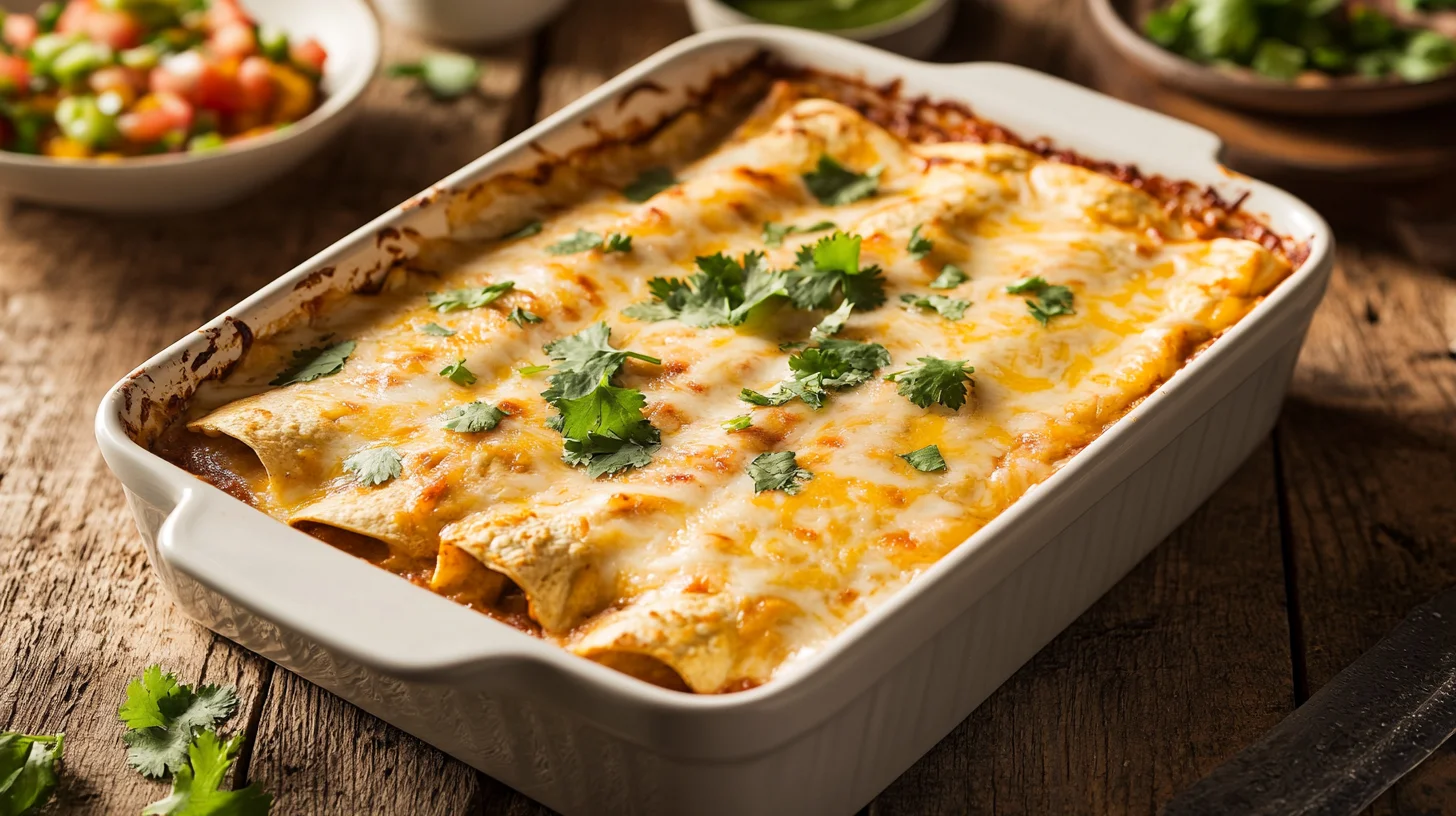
[623,251,785,327]
[501,220,543,241]
[118,665,240,779]
[541,322,662,403]
[439,359,477,386]
[785,231,887,311]
[443,401,508,433]
[802,156,881,206]
[427,282,515,312]
[722,414,752,432]
[419,322,455,337]
[1006,276,1074,327]
[507,307,543,327]
[907,224,933,260]
[900,293,970,321]
[387,52,481,100]
[541,323,663,478]
[547,229,604,255]
[518,363,550,376]
[886,357,976,411]
[622,167,678,202]
[809,300,853,342]
[604,233,633,253]
[748,451,813,495]
[741,338,890,409]
[930,263,968,289]
[900,444,947,473]
[342,447,403,487]
[269,340,355,387]
[762,220,836,248]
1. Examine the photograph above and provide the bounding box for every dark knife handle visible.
[1162,588,1456,816]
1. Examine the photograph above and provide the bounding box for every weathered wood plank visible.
[534,0,694,120]
[869,443,1295,814]
[1278,248,1456,814]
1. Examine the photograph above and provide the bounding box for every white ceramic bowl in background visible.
[0,0,379,213]
[374,0,572,46]
[686,0,954,59]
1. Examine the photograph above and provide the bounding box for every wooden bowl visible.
[1088,0,1456,116]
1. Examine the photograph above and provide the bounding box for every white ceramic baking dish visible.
[95,27,1334,816]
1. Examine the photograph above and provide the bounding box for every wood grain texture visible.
[1278,248,1456,815]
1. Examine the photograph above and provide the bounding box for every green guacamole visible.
[727,0,930,31]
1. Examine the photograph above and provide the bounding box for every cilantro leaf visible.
[930,264,967,289]
[900,445,947,472]
[741,338,889,409]
[624,251,785,327]
[604,233,632,253]
[1006,276,1074,326]
[443,401,507,433]
[809,301,852,342]
[427,282,515,312]
[802,156,881,206]
[907,224,933,260]
[748,451,813,494]
[418,322,455,337]
[541,322,661,402]
[0,731,63,816]
[439,359,477,386]
[886,357,975,411]
[507,307,542,327]
[563,434,660,479]
[785,232,886,311]
[722,414,752,432]
[501,220,542,241]
[518,363,549,376]
[622,167,677,202]
[762,220,835,248]
[342,447,403,487]
[547,230,604,255]
[900,293,970,321]
[269,341,354,387]
[141,731,271,816]
[119,666,239,779]
[386,53,481,100]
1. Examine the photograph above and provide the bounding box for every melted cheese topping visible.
[168,93,1292,693]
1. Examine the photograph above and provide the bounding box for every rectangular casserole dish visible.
[95,27,1334,816]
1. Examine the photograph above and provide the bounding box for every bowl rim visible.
[692,0,951,39]
[0,0,381,172]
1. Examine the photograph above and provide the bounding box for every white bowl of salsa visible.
[686,0,954,59]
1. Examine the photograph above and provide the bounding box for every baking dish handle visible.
[156,487,540,678]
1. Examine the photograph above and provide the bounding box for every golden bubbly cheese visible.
[167,85,1293,693]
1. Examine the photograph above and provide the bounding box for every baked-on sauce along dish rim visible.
[97,27,1332,719]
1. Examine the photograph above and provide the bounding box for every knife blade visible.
[1162,587,1456,816]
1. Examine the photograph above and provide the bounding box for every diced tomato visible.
[89,65,143,96]
[205,0,251,33]
[85,9,144,50]
[155,90,194,129]
[0,54,29,95]
[150,50,204,97]
[55,0,95,36]
[237,56,273,110]
[290,38,327,73]
[194,61,242,112]
[3,14,38,50]
[209,22,256,61]
[118,90,193,142]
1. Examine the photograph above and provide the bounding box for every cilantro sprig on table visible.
[1006,276,1075,327]
[0,731,63,816]
[802,156,881,206]
[387,53,482,100]
[427,282,515,313]
[886,357,976,411]
[623,251,785,327]
[785,232,887,311]
[748,451,814,495]
[540,323,663,478]
[741,338,890,410]
[269,340,355,387]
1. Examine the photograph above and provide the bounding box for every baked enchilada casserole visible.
[155,62,1304,694]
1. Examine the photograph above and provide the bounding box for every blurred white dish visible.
[374,0,572,46]
[685,0,953,59]
[0,0,379,213]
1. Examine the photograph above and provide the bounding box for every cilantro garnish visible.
[269,340,354,387]
[623,167,677,202]
[930,264,968,289]
[501,220,542,241]
[762,220,835,248]
[741,338,890,409]
[507,307,542,327]
[518,364,550,376]
[809,301,852,342]
[802,156,881,206]
[418,322,455,336]
[427,282,515,312]
[886,357,975,410]
[342,447,403,486]
[900,293,970,321]
[785,231,886,310]
[547,230,604,255]
[541,323,662,477]
[118,665,239,779]
[722,414,752,432]
[439,359,477,386]
[748,451,813,494]
[900,445,947,472]
[1005,276,1075,326]
[907,224,933,260]
[386,53,481,100]
[142,731,271,816]
[623,251,785,327]
[604,233,632,253]
[0,731,63,816]
[443,401,508,433]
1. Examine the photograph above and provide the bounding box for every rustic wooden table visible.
[3,1,1455,813]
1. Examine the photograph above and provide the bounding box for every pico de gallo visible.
[0,0,327,158]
